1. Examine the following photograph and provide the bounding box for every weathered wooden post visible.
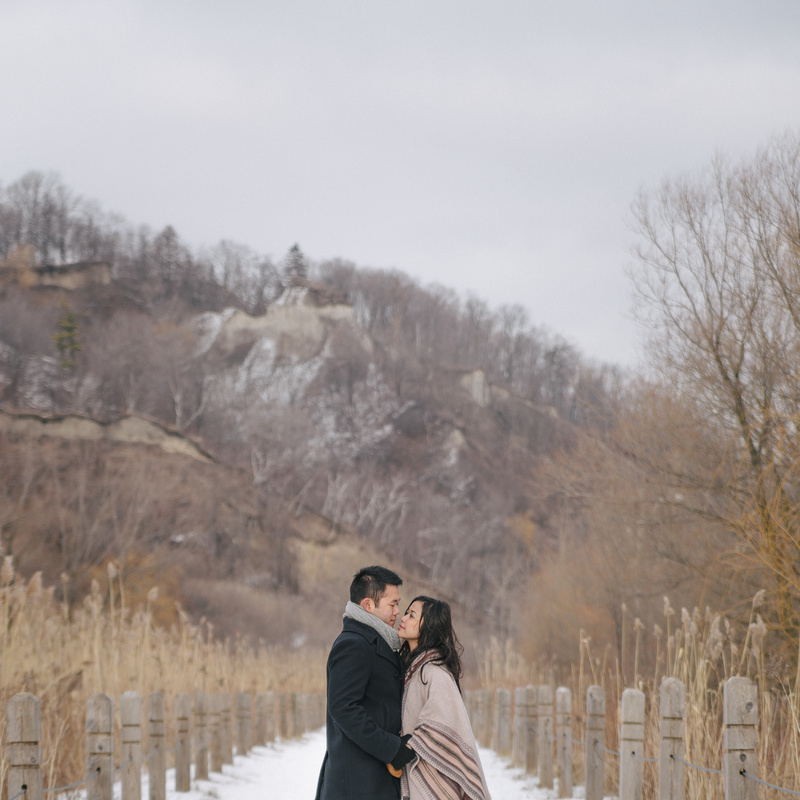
[208,694,222,773]
[292,693,305,737]
[147,692,166,800]
[512,687,526,767]
[219,693,233,763]
[86,693,113,800]
[7,693,43,800]
[194,691,209,780]
[619,688,645,800]
[174,693,191,792]
[723,677,758,800]
[537,685,554,789]
[659,678,685,800]
[317,692,328,728]
[254,693,266,747]
[493,689,512,756]
[275,692,287,739]
[470,691,483,746]
[316,693,326,728]
[265,691,276,743]
[478,689,494,748]
[523,685,538,774]
[555,687,572,798]
[120,692,142,800]
[309,693,317,731]
[287,693,298,739]
[585,685,605,800]
[236,692,252,754]
[464,689,478,741]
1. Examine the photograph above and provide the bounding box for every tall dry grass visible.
[478,637,541,690]
[572,590,800,799]
[0,559,326,791]
[477,591,800,799]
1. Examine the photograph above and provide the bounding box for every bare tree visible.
[630,131,800,641]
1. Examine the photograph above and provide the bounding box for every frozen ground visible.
[156,727,588,800]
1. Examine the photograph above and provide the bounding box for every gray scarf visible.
[344,600,401,651]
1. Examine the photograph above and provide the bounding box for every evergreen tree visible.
[283,243,308,285]
[52,303,81,368]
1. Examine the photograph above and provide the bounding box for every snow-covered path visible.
[167,728,577,800]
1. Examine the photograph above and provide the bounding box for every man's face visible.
[363,584,401,627]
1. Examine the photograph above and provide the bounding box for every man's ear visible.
[361,598,374,613]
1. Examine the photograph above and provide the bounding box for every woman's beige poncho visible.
[401,650,491,800]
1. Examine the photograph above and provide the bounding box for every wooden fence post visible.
[174,693,191,792]
[659,678,685,800]
[7,693,43,800]
[316,692,326,729]
[236,692,252,754]
[469,691,482,746]
[209,694,222,773]
[120,692,142,800]
[254,693,266,747]
[287,693,297,739]
[220,693,233,763]
[524,685,538,774]
[492,689,512,756]
[276,693,287,740]
[464,691,474,729]
[723,677,758,800]
[147,692,166,800]
[265,691,276,743]
[619,688,645,800]
[512,687,526,767]
[194,691,208,780]
[477,689,493,748]
[537,685,554,789]
[86,693,113,800]
[585,685,605,800]
[555,687,572,798]
[293,693,305,737]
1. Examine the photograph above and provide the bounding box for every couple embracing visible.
[315,566,491,800]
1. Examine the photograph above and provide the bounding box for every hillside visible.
[0,173,625,655]
[0,406,442,647]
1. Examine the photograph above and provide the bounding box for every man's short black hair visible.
[350,565,403,605]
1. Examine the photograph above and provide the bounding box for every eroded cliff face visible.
[195,285,369,363]
[0,257,112,290]
[0,409,213,462]
[211,304,353,359]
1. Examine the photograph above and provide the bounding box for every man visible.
[315,565,415,800]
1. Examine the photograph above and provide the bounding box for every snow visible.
[148,727,585,800]
[192,308,236,356]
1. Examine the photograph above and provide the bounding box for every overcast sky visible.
[3,1,800,366]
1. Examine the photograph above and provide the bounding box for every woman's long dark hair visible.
[399,595,464,692]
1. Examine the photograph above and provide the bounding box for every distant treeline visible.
[0,170,621,428]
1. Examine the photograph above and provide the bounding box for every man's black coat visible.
[315,617,404,800]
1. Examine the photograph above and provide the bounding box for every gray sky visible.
[3,1,800,366]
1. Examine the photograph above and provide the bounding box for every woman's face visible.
[398,600,424,649]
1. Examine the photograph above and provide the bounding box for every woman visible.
[396,595,491,800]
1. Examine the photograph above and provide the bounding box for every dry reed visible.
[474,590,800,799]
[0,559,326,791]
[570,590,800,799]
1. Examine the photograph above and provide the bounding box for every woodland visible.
[2,131,800,689]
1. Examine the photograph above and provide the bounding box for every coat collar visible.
[343,617,402,662]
